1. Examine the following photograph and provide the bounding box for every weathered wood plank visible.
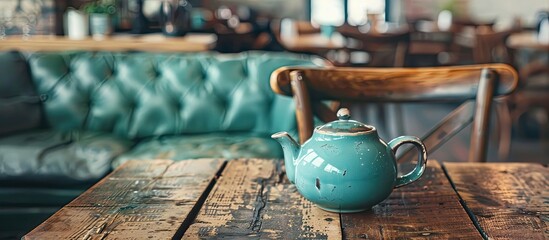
[24,159,224,240]
[341,161,482,239]
[183,158,341,239]
[444,162,549,239]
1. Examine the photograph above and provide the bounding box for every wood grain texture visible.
[341,161,482,239]
[270,64,518,102]
[444,162,549,239]
[183,158,341,239]
[25,159,545,239]
[0,34,216,52]
[24,159,224,240]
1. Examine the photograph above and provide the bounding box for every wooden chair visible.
[336,24,411,67]
[407,20,456,66]
[472,26,523,160]
[511,60,549,146]
[271,64,518,162]
[473,29,514,64]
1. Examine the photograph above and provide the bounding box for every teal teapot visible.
[272,108,427,213]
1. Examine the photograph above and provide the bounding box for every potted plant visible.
[82,0,116,39]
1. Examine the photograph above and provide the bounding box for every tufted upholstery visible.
[0,50,323,182]
[27,51,316,139]
[0,50,323,238]
[0,130,131,184]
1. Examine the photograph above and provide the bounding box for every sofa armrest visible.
[0,51,43,136]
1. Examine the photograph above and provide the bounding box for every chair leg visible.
[495,99,512,161]
[533,108,549,154]
[387,103,405,137]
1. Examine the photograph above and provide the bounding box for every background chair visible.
[473,28,514,64]
[407,19,456,66]
[473,28,515,159]
[335,24,411,138]
[271,64,518,162]
[510,60,549,153]
[336,24,411,67]
[471,23,530,160]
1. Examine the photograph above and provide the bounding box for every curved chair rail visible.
[271,64,518,102]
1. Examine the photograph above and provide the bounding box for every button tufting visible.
[86,97,93,108]
[125,100,136,110]
[26,51,316,140]
[109,66,116,77]
[151,66,161,78]
[218,97,228,109]
[201,68,208,79]
[175,101,184,112]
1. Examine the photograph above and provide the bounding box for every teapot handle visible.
[388,136,428,188]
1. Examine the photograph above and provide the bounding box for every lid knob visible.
[337,108,351,120]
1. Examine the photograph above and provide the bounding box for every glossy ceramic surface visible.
[272,108,427,213]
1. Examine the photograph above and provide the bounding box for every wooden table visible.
[0,33,217,52]
[279,33,346,53]
[507,31,549,51]
[24,159,548,239]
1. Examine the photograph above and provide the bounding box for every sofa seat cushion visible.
[113,133,282,167]
[0,130,132,187]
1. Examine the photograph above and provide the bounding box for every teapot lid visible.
[316,108,375,135]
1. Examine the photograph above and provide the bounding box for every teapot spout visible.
[271,132,300,183]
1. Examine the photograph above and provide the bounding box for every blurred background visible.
[1,0,547,41]
[0,0,548,238]
[0,0,547,162]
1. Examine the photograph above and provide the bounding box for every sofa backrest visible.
[24,51,322,140]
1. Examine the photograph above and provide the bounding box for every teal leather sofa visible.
[0,50,322,237]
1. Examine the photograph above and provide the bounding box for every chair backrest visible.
[512,59,549,119]
[271,64,518,162]
[336,24,410,67]
[474,29,513,64]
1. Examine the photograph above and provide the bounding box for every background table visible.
[279,33,346,52]
[507,32,549,51]
[24,158,548,239]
